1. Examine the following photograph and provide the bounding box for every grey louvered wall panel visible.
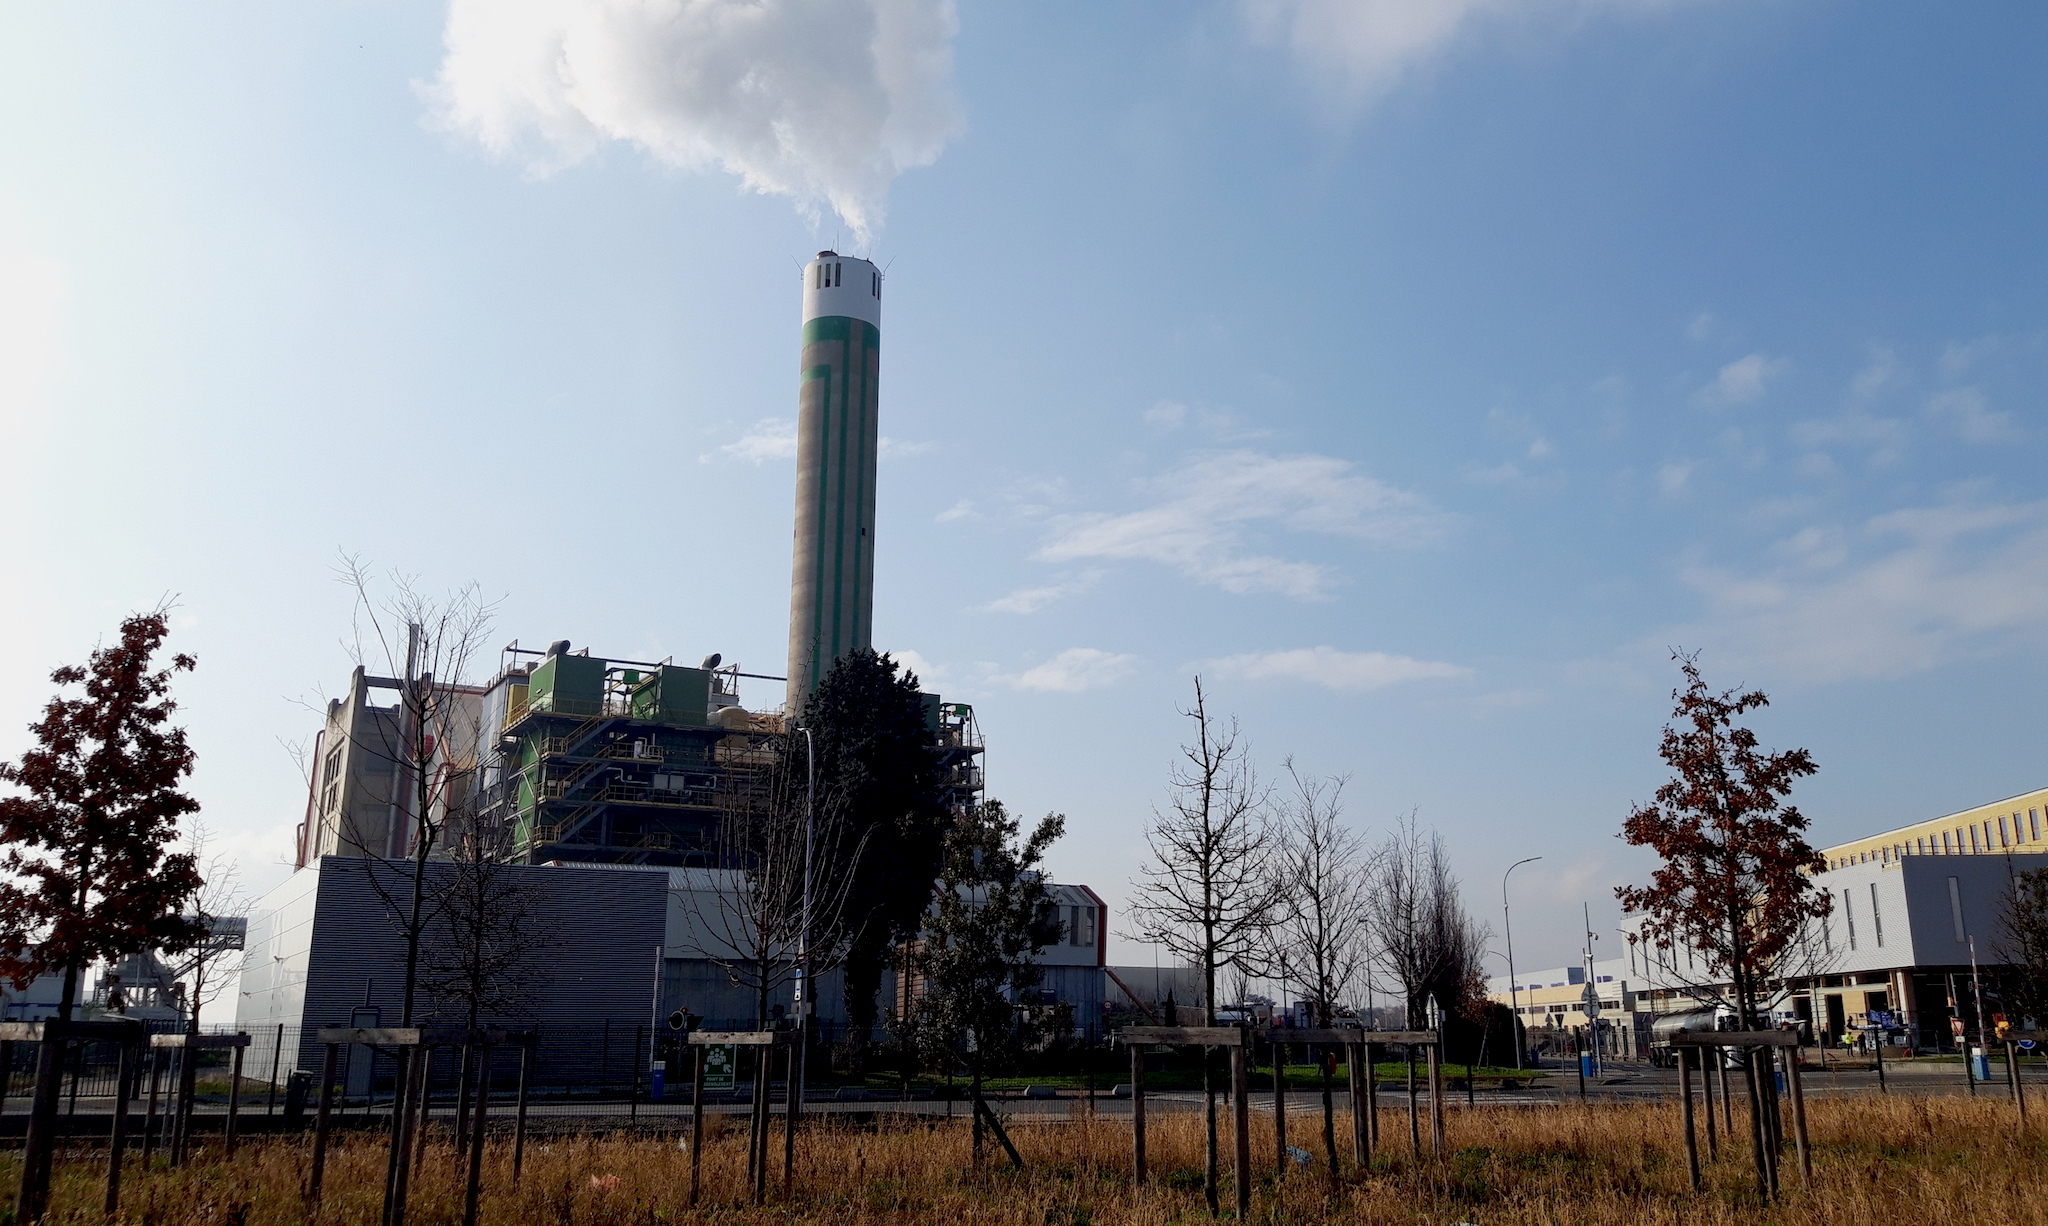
[270,856,666,1077]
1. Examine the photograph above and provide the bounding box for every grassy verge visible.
[9,1092,2040,1224]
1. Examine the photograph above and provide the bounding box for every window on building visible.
[1949,876,1967,943]
[2000,815,2011,847]
[1844,890,1857,951]
[1870,883,1884,947]
[1971,826,1982,854]
[2033,809,2041,841]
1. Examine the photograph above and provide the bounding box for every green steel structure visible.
[480,643,759,867]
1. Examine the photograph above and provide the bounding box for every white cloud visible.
[1656,461,1693,496]
[1203,646,1469,692]
[1001,648,1137,693]
[1240,0,1713,105]
[888,647,944,689]
[1144,401,1189,429]
[1940,336,1998,376]
[1662,500,2048,683]
[1847,346,1900,401]
[936,499,976,522]
[980,572,1099,615]
[1788,410,1908,466]
[1925,387,2013,443]
[424,0,964,243]
[1694,353,1787,406]
[706,417,797,463]
[1035,450,1445,600]
[879,436,933,459]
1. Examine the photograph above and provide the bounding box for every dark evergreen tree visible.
[797,648,948,1068]
[913,800,1066,1073]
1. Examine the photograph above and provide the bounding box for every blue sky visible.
[2,0,2044,975]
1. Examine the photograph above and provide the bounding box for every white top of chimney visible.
[802,251,882,328]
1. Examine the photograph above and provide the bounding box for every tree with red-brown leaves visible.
[1616,651,1829,1030]
[0,611,206,1019]
[2,611,207,1222]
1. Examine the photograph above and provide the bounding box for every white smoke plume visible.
[1241,0,1703,105]
[425,0,964,243]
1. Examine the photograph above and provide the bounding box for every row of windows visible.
[1826,805,2044,870]
[811,261,883,299]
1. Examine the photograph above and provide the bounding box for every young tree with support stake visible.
[1129,677,1285,1218]
[1615,651,1829,1030]
[912,799,1066,1166]
[0,610,207,1223]
[1616,651,1828,1202]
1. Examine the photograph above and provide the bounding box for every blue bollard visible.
[650,1062,665,1102]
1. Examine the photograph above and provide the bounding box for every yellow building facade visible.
[1819,785,2048,870]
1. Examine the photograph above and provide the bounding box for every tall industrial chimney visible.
[786,250,883,711]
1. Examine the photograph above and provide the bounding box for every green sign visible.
[703,1044,737,1091]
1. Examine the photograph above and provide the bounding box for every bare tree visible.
[166,823,248,1033]
[1366,813,1488,1029]
[673,731,866,1027]
[416,818,553,1154]
[322,556,499,1030]
[1998,866,2048,1028]
[1128,676,1285,1217]
[1270,761,1373,1026]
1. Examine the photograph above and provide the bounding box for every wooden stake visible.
[688,1045,706,1207]
[1785,1045,1811,1185]
[512,1043,533,1184]
[225,1044,245,1157]
[104,1040,135,1215]
[1130,1043,1147,1186]
[462,1045,490,1226]
[308,1043,340,1210]
[1678,1048,1700,1192]
[1231,1044,1252,1221]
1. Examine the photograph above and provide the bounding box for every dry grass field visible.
[8,1095,2046,1225]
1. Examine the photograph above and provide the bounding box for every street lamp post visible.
[1503,857,1543,1071]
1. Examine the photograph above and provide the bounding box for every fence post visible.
[142,1046,164,1161]
[226,1043,246,1157]
[2008,1040,2027,1117]
[1427,1043,1444,1153]
[267,1025,283,1115]
[631,1025,644,1120]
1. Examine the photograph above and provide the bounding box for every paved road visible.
[5,1061,2038,1127]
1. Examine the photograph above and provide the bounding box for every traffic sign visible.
[1581,983,1602,1021]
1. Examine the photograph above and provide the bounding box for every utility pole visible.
[1583,902,1602,1078]
[1502,858,1541,1070]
